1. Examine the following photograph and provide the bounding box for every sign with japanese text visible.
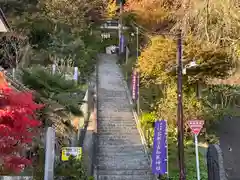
[188,120,204,135]
[61,147,82,161]
[132,70,138,100]
[120,35,124,53]
[152,120,168,175]
[73,67,78,81]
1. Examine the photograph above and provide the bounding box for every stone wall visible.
[0,177,32,180]
[207,144,227,180]
[80,67,97,176]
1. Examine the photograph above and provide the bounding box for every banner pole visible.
[166,120,169,179]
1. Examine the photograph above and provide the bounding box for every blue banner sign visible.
[152,120,168,175]
[120,35,124,53]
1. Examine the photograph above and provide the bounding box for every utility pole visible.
[177,30,186,180]
[118,0,123,54]
[136,27,140,115]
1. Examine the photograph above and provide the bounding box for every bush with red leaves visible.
[0,83,43,174]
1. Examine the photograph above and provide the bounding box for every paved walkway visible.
[96,54,152,180]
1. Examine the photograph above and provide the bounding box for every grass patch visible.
[167,140,208,180]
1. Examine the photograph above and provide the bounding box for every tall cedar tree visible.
[0,78,43,174]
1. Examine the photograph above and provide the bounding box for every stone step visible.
[98,142,145,147]
[98,138,142,145]
[98,174,151,180]
[98,108,132,113]
[98,131,140,136]
[97,116,135,120]
[98,125,137,131]
[98,101,130,105]
[98,119,136,125]
[97,169,152,176]
[96,152,149,158]
[98,118,135,123]
[97,134,142,141]
[98,128,138,133]
[97,89,126,96]
[98,121,136,126]
[97,146,146,154]
[98,111,134,117]
[96,151,148,158]
[98,138,142,146]
[98,99,130,104]
[97,157,149,169]
[98,102,130,107]
[97,155,148,163]
[98,120,135,124]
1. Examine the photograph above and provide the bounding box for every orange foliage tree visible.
[124,0,179,32]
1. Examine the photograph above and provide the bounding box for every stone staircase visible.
[96,54,152,180]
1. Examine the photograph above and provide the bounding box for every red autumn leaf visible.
[0,84,43,174]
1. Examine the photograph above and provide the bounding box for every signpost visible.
[61,147,82,161]
[188,120,204,180]
[152,120,168,178]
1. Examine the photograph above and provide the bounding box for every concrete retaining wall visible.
[207,144,227,180]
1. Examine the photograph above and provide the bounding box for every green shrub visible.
[22,67,84,115]
[55,156,88,180]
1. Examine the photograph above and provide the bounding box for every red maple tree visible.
[0,82,43,174]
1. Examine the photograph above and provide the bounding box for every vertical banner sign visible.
[52,64,56,74]
[152,120,168,175]
[132,70,137,100]
[120,35,124,53]
[12,68,15,78]
[136,72,139,99]
[73,66,78,81]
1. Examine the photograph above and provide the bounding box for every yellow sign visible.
[61,147,82,161]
